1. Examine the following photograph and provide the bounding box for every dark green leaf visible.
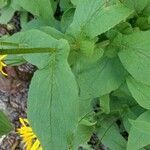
[0,111,13,136]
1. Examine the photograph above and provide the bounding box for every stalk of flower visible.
[17,118,42,150]
[0,55,7,76]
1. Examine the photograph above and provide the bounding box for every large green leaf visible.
[67,0,132,38]
[127,111,150,150]
[28,39,79,150]
[77,57,126,99]
[126,76,150,110]
[118,31,150,85]
[4,29,57,69]
[0,111,13,136]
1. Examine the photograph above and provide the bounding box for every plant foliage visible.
[0,111,13,136]
[0,0,150,149]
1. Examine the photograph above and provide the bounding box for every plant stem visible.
[0,48,55,55]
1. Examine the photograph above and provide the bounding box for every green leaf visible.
[5,54,26,66]
[28,39,79,150]
[67,0,132,38]
[71,46,104,74]
[49,0,57,12]
[0,0,7,9]
[126,76,150,110]
[0,6,15,24]
[100,94,110,114]
[21,19,46,31]
[71,0,79,5]
[5,29,57,68]
[39,26,65,39]
[61,8,75,32]
[0,111,13,136]
[123,0,150,14]
[143,3,150,16]
[80,38,95,57]
[60,0,73,11]
[118,31,150,85]
[112,82,132,99]
[73,98,93,148]
[122,107,137,132]
[80,119,96,127]
[127,111,150,150]
[36,0,55,25]
[74,124,93,149]
[13,0,55,25]
[85,4,133,38]
[97,118,127,150]
[136,17,150,30]
[12,0,39,15]
[77,57,126,99]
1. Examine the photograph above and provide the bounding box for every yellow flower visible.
[17,118,43,150]
[0,55,7,76]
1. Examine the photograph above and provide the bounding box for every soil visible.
[0,64,34,149]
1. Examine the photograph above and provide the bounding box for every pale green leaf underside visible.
[126,76,150,110]
[28,39,79,150]
[119,31,150,85]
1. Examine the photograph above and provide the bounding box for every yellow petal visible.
[1,70,7,76]
[31,139,40,150]
[1,62,6,67]
[38,147,42,150]
[0,55,7,60]
[19,118,27,127]
[0,57,7,76]
[17,118,43,150]
[26,141,33,150]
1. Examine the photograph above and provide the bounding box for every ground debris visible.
[0,63,35,149]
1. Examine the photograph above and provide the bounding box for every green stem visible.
[0,48,55,54]
[0,42,20,47]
